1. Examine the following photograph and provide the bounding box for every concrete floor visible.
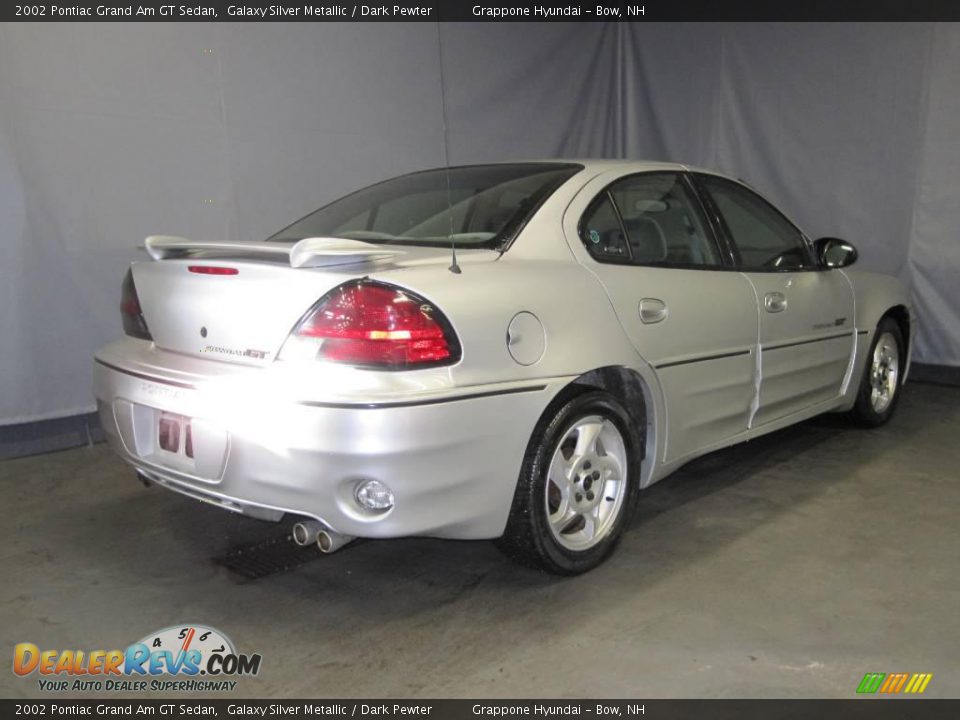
[2,382,958,699]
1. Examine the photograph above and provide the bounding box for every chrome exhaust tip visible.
[317,529,355,554]
[292,520,323,547]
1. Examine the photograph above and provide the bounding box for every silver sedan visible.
[94,161,913,574]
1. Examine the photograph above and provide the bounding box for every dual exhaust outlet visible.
[292,520,354,554]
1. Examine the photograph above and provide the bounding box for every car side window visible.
[579,173,720,267]
[699,176,811,271]
[579,193,629,260]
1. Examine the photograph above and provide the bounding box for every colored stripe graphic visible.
[857,673,885,693]
[904,673,933,694]
[879,672,909,693]
[857,671,932,694]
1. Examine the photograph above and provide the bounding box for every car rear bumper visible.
[93,343,562,540]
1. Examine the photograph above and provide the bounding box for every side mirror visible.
[814,237,858,268]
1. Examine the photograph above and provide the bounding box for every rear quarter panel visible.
[369,258,648,390]
[368,253,666,489]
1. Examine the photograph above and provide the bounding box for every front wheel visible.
[850,317,905,427]
[496,391,640,575]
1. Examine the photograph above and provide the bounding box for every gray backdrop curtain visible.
[1,22,957,424]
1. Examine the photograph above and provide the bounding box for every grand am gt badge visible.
[812,318,848,330]
[201,345,269,360]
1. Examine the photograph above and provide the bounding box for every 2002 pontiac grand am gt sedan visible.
[94,161,913,574]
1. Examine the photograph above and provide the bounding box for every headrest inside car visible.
[633,199,668,213]
[624,216,667,262]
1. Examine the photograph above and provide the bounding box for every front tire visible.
[850,317,905,427]
[496,391,640,575]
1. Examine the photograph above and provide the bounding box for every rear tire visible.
[850,317,905,427]
[496,391,641,575]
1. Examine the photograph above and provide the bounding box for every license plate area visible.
[158,412,194,458]
[113,400,228,482]
[158,413,182,454]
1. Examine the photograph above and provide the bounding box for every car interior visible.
[581,176,720,267]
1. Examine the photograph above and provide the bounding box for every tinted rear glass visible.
[268,163,581,249]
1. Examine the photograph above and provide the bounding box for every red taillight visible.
[284,281,460,369]
[188,265,239,275]
[121,269,152,340]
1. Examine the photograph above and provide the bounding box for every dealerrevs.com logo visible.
[13,624,261,693]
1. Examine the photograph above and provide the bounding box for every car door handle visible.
[639,298,668,324]
[764,292,787,313]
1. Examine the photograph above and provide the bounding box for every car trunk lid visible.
[131,236,487,367]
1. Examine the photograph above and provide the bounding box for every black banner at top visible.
[3,0,960,22]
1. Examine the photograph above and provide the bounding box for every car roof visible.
[454,158,738,182]
[419,159,737,182]
[560,158,686,171]
[557,158,736,179]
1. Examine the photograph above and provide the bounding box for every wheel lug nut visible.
[586,492,595,501]
[583,461,591,470]
[575,493,583,502]
[592,471,600,480]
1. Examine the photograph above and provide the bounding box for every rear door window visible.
[579,173,722,267]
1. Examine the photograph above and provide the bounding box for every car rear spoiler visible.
[143,235,404,269]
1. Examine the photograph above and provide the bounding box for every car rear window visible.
[268,163,582,249]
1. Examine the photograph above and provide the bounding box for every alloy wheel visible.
[870,331,900,414]
[544,415,628,552]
